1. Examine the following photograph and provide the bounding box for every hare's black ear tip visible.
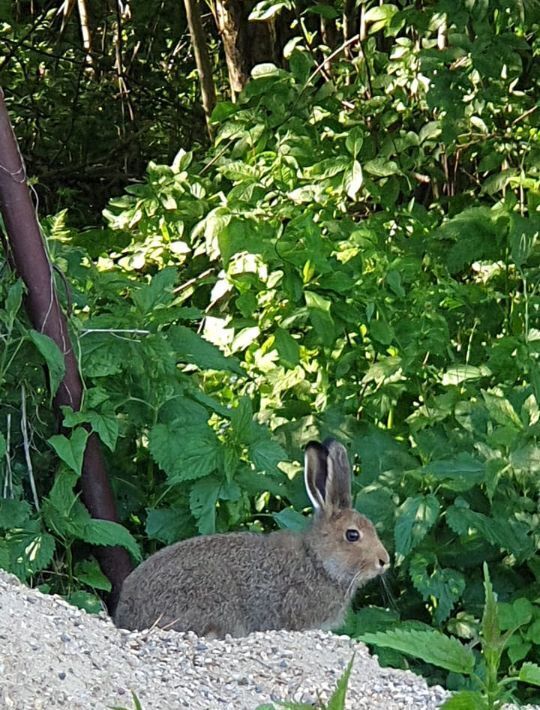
[305,440,325,452]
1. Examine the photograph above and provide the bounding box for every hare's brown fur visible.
[114,439,389,637]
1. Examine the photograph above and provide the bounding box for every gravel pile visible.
[0,569,452,709]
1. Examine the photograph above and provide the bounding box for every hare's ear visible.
[304,441,328,512]
[323,438,352,509]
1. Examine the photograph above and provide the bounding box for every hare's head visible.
[304,438,390,591]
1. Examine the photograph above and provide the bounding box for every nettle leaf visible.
[80,519,141,562]
[0,499,32,529]
[148,422,221,482]
[394,495,440,560]
[481,563,500,648]
[446,505,534,559]
[273,507,308,532]
[422,452,486,490]
[7,521,56,579]
[360,629,475,674]
[74,558,112,592]
[145,507,194,545]
[28,330,65,397]
[132,267,177,313]
[189,477,221,534]
[231,397,255,444]
[409,553,466,624]
[249,436,287,474]
[169,325,243,374]
[352,425,416,484]
[48,428,89,475]
[62,407,119,451]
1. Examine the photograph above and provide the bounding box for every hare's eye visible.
[345,528,361,542]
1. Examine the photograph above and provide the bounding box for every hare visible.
[114,438,390,638]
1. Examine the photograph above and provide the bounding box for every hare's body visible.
[115,528,353,636]
[115,439,390,637]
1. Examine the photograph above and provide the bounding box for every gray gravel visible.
[0,569,452,709]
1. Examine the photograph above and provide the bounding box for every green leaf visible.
[327,654,354,710]
[145,507,193,545]
[168,325,243,374]
[189,477,221,534]
[446,505,534,559]
[62,407,119,451]
[305,291,335,346]
[79,519,141,562]
[369,320,394,345]
[274,328,300,368]
[345,127,364,158]
[5,279,24,322]
[48,428,89,475]
[409,554,465,624]
[423,453,486,490]
[363,158,399,177]
[74,558,112,592]
[498,598,533,631]
[231,397,255,444]
[481,563,500,649]
[518,662,540,686]
[249,0,290,21]
[442,365,491,386]
[441,691,489,709]
[0,431,5,459]
[68,590,104,614]
[249,436,287,474]
[394,495,440,559]
[273,508,308,532]
[0,499,32,529]
[344,160,363,199]
[482,390,523,429]
[360,629,475,674]
[28,330,65,397]
[149,422,221,481]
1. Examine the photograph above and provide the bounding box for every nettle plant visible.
[0,0,538,698]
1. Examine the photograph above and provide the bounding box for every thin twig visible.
[3,413,12,498]
[20,384,40,511]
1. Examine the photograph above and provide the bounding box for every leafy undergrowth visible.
[1,0,539,703]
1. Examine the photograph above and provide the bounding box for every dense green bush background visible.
[0,0,539,701]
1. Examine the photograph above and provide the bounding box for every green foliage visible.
[0,0,539,703]
[361,565,540,708]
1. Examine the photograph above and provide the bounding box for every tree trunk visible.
[0,88,133,611]
[214,0,251,97]
[212,0,292,99]
[183,0,217,134]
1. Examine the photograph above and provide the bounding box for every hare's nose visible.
[377,549,390,571]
